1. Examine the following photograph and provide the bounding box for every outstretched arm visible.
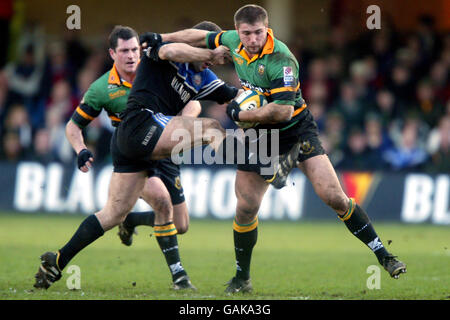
[161,29,209,48]
[156,43,228,65]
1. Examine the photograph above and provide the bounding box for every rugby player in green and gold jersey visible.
[157,4,407,293]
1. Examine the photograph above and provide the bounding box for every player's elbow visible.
[158,45,176,61]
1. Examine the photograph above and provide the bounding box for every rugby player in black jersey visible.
[34,21,240,291]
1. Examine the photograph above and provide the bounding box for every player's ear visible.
[109,48,116,61]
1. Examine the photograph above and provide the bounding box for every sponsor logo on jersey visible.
[142,125,157,146]
[283,66,294,86]
[171,76,191,103]
[239,79,269,95]
[108,89,127,100]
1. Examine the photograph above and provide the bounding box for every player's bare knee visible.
[236,201,259,221]
[152,196,173,220]
[176,223,189,234]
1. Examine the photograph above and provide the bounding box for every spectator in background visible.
[302,58,332,105]
[337,127,366,170]
[308,101,326,132]
[337,126,385,171]
[48,41,76,90]
[325,53,344,99]
[46,80,78,121]
[371,31,395,83]
[349,58,377,105]
[0,130,24,162]
[426,115,450,172]
[364,113,393,155]
[322,111,345,166]
[331,81,365,131]
[387,63,414,108]
[45,106,73,164]
[4,24,51,130]
[63,28,89,79]
[429,61,450,104]
[28,128,56,164]
[373,89,398,130]
[414,79,444,128]
[3,104,32,151]
[383,121,428,171]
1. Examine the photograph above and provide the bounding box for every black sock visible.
[154,222,187,282]
[339,199,389,264]
[58,214,104,270]
[233,218,258,280]
[123,211,155,229]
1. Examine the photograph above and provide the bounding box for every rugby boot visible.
[173,275,197,291]
[382,254,407,279]
[33,252,62,289]
[117,223,137,246]
[265,141,301,189]
[224,277,253,294]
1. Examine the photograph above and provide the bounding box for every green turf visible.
[0,213,449,300]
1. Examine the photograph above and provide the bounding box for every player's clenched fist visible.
[211,45,230,65]
[77,149,94,172]
[226,100,241,121]
[139,32,162,49]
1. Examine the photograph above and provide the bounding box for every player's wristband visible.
[226,100,241,121]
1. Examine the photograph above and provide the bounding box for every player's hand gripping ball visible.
[229,90,268,129]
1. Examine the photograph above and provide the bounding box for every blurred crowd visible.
[0,14,449,172]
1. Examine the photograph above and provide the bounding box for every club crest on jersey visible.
[193,74,202,86]
[174,176,182,190]
[283,66,294,86]
[233,56,244,65]
[257,64,265,76]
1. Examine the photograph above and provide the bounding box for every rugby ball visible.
[234,90,268,129]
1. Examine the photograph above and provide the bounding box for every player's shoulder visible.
[267,39,299,71]
[81,70,110,105]
[86,70,110,93]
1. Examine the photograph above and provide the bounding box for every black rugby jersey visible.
[125,43,238,116]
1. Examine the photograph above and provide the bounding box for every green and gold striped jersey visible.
[206,29,306,131]
[70,64,131,128]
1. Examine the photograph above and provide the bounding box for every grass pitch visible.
[0,213,449,300]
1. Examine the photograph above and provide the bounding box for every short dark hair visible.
[234,4,268,27]
[192,21,222,33]
[108,25,138,50]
